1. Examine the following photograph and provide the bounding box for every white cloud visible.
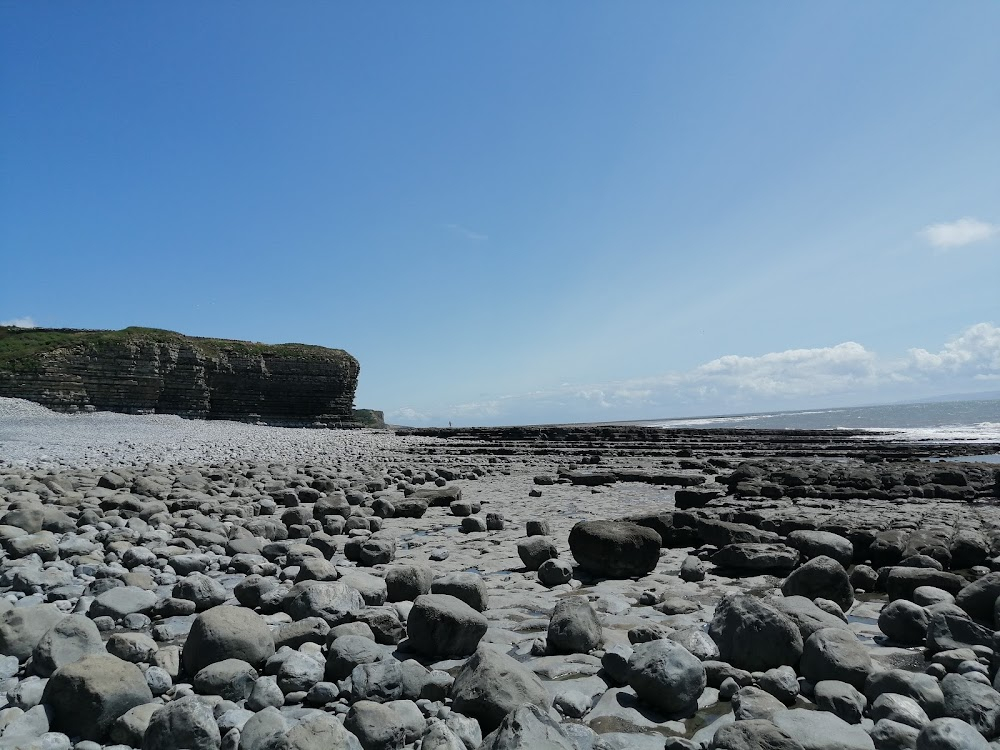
[919,217,998,249]
[0,316,37,328]
[407,323,1000,425]
[387,406,431,423]
[445,223,488,242]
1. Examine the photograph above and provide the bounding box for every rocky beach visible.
[2,398,1000,750]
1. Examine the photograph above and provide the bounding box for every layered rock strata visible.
[0,327,360,426]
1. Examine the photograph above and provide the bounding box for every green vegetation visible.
[0,326,352,373]
[352,408,386,428]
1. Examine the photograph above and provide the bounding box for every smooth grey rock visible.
[568,520,661,578]
[880,600,931,645]
[782,556,854,613]
[182,605,275,676]
[344,700,405,750]
[480,703,575,750]
[800,628,873,690]
[711,720,806,750]
[194,659,258,701]
[709,594,804,671]
[31,614,105,677]
[915,718,990,750]
[814,680,867,724]
[450,646,551,733]
[142,696,221,750]
[627,638,706,715]
[872,693,930,730]
[406,595,487,659]
[547,597,603,655]
[773,707,876,750]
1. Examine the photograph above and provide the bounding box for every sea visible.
[638,398,1000,458]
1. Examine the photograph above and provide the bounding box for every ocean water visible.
[641,398,1000,446]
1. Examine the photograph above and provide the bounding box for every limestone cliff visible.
[0,327,361,426]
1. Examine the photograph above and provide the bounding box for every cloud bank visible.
[920,217,998,249]
[388,322,1000,425]
[0,317,37,328]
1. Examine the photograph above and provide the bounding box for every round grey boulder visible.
[781,555,854,613]
[142,696,221,750]
[916,718,990,750]
[800,627,873,691]
[547,597,603,654]
[406,594,488,658]
[879,600,930,645]
[32,614,106,677]
[628,639,707,715]
[42,653,154,741]
[450,646,551,733]
[708,593,803,671]
[517,536,558,571]
[538,558,573,586]
[787,530,855,568]
[182,605,275,677]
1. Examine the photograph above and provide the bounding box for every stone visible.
[871,693,930,730]
[814,680,867,724]
[516,537,558,571]
[773,707,876,750]
[870,719,920,750]
[42,653,154,741]
[711,720,806,750]
[450,646,551,733]
[89,587,158,620]
[758,665,800,704]
[538,559,573,586]
[385,565,433,602]
[940,673,1000,739]
[770,596,852,641]
[405,594,488,658]
[732,686,787,721]
[0,604,66,661]
[915,718,990,750]
[787,530,855,568]
[865,670,945,720]
[480,703,575,750]
[31,614,105,677]
[680,555,706,582]
[182,605,275,676]
[173,573,228,611]
[800,628,873,691]
[142,696,221,750]
[344,700,405,750]
[430,572,488,612]
[926,612,995,654]
[955,573,1000,623]
[712,543,799,572]
[708,594,804,671]
[568,520,661,578]
[880,600,931,645]
[325,635,387,681]
[781,556,854,613]
[194,658,258,701]
[628,638,707,715]
[283,582,366,626]
[547,597,603,654]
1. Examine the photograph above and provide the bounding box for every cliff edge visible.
[0,326,362,426]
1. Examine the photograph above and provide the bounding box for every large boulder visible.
[42,653,154,741]
[0,604,66,661]
[31,613,106,676]
[182,605,275,676]
[406,594,488,658]
[865,669,945,720]
[915,718,990,750]
[142,696,221,750]
[627,639,707,715]
[450,646,551,733]
[954,573,1000,623]
[283,581,366,625]
[709,594,803,671]
[772,707,875,750]
[568,520,661,579]
[781,556,854,613]
[799,628,873,691]
[480,704,575,750]
[939,673,1000,740]
[712,720,806,750]
[547,597,603,654]
[878,600,930,645]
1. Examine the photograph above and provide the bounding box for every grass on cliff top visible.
[0,326,352,372]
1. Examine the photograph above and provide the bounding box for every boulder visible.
[772,707,875,750]
[547,597,603,654]
[781,556,854,612]
[31,613,105,676]
[406,594,488,658]
[568,520,661,578]
[787,530,855,568]
[182,605,275,676]
[711,720,805,750]
[142,696,221,750]
[800,628,873,691]
[0,604,66,661]
[628,638,707,715]
[480,704,575,750]
[431,572,489,612]
[42,653,154,741]
[709,594,803,671]
[879,600,930,645]
[712,543,799,572]
[450,646,551,733]
[516,537,558,571]
[915,718,990,750]
[940,673,1000,739]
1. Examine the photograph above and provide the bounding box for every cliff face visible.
[0,327,361,426]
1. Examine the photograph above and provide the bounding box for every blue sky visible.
[2,3,999,425]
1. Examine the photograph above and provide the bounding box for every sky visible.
[2,2,999,426]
